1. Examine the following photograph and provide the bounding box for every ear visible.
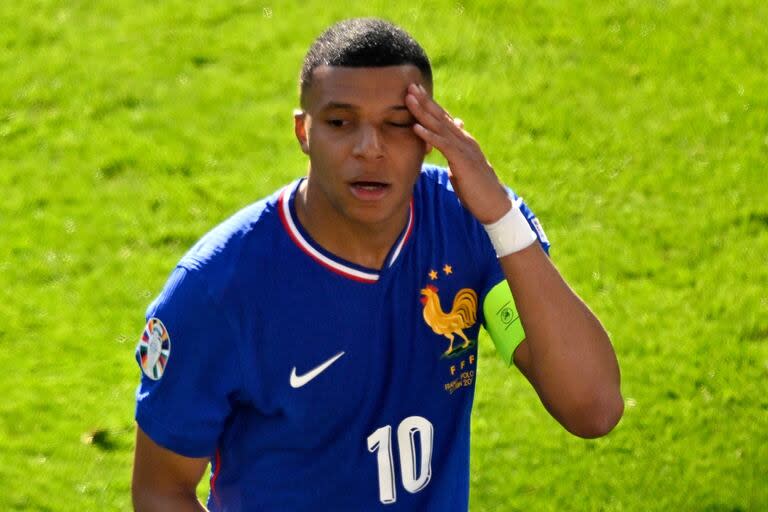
[294,109,310,155]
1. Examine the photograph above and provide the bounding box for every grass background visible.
[1,0,766,510]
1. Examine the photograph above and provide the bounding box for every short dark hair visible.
[299,18,432,107]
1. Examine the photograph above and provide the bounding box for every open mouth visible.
[349,181,390,200]
[351,181,389,190]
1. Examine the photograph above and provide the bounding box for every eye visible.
[387,117,416,128]
[327,119,349,128]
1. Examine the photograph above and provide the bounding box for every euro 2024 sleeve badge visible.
[137,318,171,380]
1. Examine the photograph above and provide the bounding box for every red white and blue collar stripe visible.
[277,181,414,283]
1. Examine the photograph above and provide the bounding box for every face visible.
[295,65,431,231]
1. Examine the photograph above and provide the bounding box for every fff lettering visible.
[449,354,475,376]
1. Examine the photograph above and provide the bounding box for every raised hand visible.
[406,83,511,224]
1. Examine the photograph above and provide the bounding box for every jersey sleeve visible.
[134,266,243,458]
[479,191,551,365]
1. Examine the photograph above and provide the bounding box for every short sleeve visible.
[134,266,242,458]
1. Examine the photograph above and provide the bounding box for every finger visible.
[410,107,476,162]
[408,93,466,142]
[413,123,451,154]
[412,85,465,136]
[407,85,477,159]
[406,92,446,135]
[407,84,458,132]
[416,84,453,122]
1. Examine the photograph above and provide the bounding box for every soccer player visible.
[132,18,622,511]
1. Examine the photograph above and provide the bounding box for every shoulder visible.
[414,164,464,216]
[415,164,454,195]
[173,184,288,300]
[415,164,528,210]
[415,164,551,253]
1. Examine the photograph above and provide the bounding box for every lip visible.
[349,181,391,201]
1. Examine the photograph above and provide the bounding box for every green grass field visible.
[1,0,767,510]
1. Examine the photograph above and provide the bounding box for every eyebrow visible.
[320,102,409,112]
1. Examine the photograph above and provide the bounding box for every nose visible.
[352,124,384,160]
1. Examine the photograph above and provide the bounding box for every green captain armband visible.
[483,281,526,366]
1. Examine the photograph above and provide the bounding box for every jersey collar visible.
[277,180,414,284]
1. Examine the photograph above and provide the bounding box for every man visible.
[132,18,622,511]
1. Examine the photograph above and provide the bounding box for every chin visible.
[346,203,400,227]
[349,209,393,227]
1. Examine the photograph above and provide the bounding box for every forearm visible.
[501,243,623,438]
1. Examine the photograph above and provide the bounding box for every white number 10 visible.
[367,415,434,504]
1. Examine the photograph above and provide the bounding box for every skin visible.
[133,64,623,510]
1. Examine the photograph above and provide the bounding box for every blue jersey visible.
[134,165,550,511]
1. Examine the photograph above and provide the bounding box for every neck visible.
[295,180,409,270]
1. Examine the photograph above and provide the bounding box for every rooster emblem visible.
[420,285,478,355]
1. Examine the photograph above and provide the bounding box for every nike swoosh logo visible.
[136,391,150,401]
[290,351,345,389]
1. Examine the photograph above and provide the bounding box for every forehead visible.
[304,65,428,111]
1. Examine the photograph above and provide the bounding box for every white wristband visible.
[483,200,537,257]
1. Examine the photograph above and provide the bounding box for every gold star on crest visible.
[443,264,453,275]
[428,269,438,280]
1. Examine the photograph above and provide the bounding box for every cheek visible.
[384,127,421,145]
[388,131,428,159]
[307,138,341,162]
[309,130,354,156]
